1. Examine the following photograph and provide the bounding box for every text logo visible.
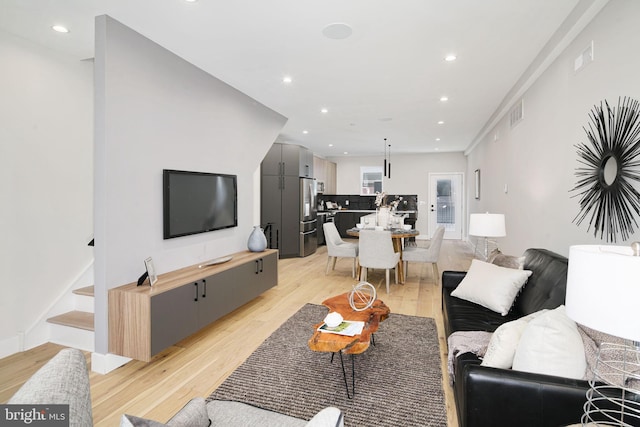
[1,405,69,426]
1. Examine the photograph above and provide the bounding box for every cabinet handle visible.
[202,279,207,298]
[194,282,198,301]
[255,260,259,274]
[259,258,264,273]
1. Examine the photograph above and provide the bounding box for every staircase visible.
[45,285,95,352]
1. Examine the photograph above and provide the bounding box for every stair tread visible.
[47,311,94,331]
[73,286,94,297]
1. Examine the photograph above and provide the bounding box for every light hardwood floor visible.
[0,239,474,426]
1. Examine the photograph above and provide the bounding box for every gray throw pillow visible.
[120,397,210,427]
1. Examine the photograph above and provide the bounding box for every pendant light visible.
[387,144,391,179]
[383,138,388,177]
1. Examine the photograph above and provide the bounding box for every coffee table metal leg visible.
[338,351,356,399]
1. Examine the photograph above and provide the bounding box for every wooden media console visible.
[108,249,278,361]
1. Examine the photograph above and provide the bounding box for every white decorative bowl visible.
[356,223,364,229]
[324,312,344,328]
[402,224,412,230]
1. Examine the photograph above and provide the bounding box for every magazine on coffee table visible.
[317,320,365,336]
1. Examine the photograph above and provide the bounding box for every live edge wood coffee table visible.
[308,292,390,398]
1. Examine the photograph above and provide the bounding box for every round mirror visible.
[602,155,618,187]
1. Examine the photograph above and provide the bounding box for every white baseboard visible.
[91,352,131,374]
[0,335,21,359]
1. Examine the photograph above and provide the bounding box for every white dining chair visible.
[403,225,445,284]
[358,230,400,294]
[323,222,359,277]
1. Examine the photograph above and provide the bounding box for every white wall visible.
[93,16,286,355]
[329,152,467,234]
[0,30,94,356]
[466,0,640,257]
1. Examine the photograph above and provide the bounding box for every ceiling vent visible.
[509,98,524,128]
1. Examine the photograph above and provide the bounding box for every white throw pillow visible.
[481,309,548,369]
[512,305,586,379]
[450,259,532,315]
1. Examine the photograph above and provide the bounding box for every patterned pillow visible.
[487,249,525,270]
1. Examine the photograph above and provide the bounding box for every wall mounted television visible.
[163,169,238,239]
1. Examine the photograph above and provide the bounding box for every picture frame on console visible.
[144,257,158,286]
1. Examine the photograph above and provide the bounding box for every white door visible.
[428,173,463,239]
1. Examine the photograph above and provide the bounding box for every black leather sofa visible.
[442,248,590,427]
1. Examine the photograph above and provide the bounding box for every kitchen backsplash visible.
[319,194,418,211]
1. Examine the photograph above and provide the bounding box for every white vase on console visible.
[247,226,267,252]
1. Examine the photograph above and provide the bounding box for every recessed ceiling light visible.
[343,151,349,155]
[444,54,457,62]
[328,144,334,147]
[282,76,292,84]
[184,0,198,3]
[52,25,69,33]
[322,23,353,40]
[436,138,441,142]
[302,130,308,134]
[435,148,440,151]
[440,96,449,102]
[320,108,328,114]
[438,120,444,125]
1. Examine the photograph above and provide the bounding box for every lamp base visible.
[581,342,640,426]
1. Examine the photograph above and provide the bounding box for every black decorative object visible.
[383,138,388,177]
[571,97,640,242]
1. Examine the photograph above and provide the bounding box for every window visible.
[360,166,383,195]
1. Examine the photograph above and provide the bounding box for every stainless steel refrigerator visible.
[261,175,317,258]
[299,177,318,257]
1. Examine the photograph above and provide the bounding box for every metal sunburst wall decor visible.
[571,97,640,242]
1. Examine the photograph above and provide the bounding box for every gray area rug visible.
[207,303,448,426]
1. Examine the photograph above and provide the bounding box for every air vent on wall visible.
[509,98,524,128]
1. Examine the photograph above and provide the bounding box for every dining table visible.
[346,227,420,284]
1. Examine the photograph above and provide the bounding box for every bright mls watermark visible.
[1,405,69,426]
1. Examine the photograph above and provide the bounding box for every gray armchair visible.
[323,222,358,277]
[358,230,400,294]
[403,225,445,285]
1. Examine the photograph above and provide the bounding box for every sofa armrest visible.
[442,270,467,291]
[8,348,93,427]
[305,407,344,427]
[459,360,588,427]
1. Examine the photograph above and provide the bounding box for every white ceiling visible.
[2,0,603,157]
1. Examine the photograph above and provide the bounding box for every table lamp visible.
[468,213,506,260]
[566,244,640,426]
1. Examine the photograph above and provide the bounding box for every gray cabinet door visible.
[197,271,234,327]
[233,252,278,305]
[261,174,281,249]
[262,143,282,176]
[281,143,300,176]
[299,147,313,178]
[150,283,198,356]
[280,175,300,257]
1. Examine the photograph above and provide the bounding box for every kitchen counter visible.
[321,209,417,214]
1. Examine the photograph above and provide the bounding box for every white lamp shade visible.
[566,244,640,342]
[468,213,506,237]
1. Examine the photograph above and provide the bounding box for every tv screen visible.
[163,169,238,239]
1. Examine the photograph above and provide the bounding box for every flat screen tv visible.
[163,169,238,239]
